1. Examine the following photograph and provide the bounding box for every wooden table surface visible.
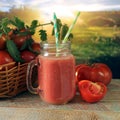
[0,79,120,120]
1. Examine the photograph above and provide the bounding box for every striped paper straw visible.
[53,12,59,47]
[63,12,80,43]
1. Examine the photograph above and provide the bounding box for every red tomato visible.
[0,34,7,50]
[21,50,36,63]
[75,64,89,84]
[75,63,112,85]
[75,64,91,81]
[13,35,28,49]
[32,42,40,53]
[90,63,112,85]
[12,28,32,49]
[0,51,14,70]
[78,80,107,103]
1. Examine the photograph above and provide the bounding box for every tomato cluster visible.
[75,63,112,103]
[0,29,40,68]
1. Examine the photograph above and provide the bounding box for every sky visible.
[0,0,120,19]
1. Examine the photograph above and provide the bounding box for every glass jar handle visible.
[26,60,38,94]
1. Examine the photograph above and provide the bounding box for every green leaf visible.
[39,29,47,41]
[28,20,38,35]
[0,33,3,37]
[11,16,25,30]
[6,40,24,63]
[4,27,11,34]
[9,20,17,27]
[30,20,38,29]
[68,33,73,40]
[0,18,11,35]
[20,38,34,51]
[29,29,35,35]
[60,24,69,40]
[28,46,40,55]
[52,18,62,39]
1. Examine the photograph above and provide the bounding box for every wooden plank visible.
[0,79,119,120]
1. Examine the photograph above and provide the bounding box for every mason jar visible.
[26,42,76,104]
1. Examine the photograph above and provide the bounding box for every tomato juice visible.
[37,54,76,104]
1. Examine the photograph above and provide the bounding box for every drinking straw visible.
[53,12,59,47]
[62,12,80,43]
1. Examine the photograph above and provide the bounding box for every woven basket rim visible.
[0,62,16,67]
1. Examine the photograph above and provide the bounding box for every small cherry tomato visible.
[21,50,36,63]
[78,80,107,103]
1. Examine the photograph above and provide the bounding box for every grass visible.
[71,27,120,64]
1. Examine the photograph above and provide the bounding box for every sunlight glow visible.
[1,0,120,21]
[40,5,74,20]
[39,3,119,20]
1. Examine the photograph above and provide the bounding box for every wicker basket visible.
[0,62,28,98]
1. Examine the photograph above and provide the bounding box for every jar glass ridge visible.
[40,42,71,56]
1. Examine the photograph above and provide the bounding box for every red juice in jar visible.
[38,54,76,104]
[26,42,76,105]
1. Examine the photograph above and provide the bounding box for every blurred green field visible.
[71,26,120,78]
[71,27,120,63]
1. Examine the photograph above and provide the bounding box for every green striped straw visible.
[63,11,80,43]
[53,12,59,48]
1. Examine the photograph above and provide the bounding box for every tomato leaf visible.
[52,18,62,39]
[51,18,73,41]
[68,33,73,40]
[6,40,24,63]
[28,46,40,55]
[60,24,69,40]
[29,20,38,35]
[10,17,25,30]
[20,38,34,51]
[39,29,47,41]
[0,33,2,37]
[0,18,11,35]
[30,20,38,29]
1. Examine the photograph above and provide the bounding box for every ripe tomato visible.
[21,50,36,63]
[12,28,32,49]
[0,51,14,70]
[13,35,28,49]
[32,42,40,53]
[78,80,107,103]
[90,63,112,85]
[75,63,112,85]
[0,34,7,50]
[75,64,91,81]
[75,64,89,84]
